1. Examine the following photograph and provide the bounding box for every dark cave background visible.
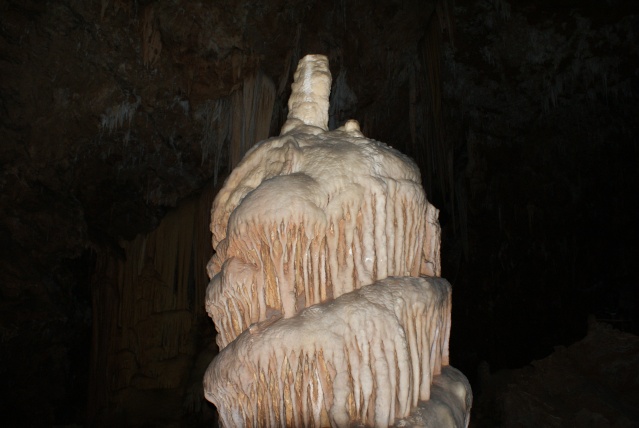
[1,0,638,426]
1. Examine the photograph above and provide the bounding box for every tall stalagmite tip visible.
[281,54,332,135]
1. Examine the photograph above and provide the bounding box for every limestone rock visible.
[206,55,441,348]
[204,276,452,427]
[203,54,471,427]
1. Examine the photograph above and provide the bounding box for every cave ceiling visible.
[1,0,441,267]
[1,0,637,290]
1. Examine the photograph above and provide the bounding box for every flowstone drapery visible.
[203,55,472,427]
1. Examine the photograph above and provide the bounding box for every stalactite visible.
[140,5,162,67]
[197,98,230,186]
[418,8,446,199]
[230,90,243,172]
[277,24,302,96]
[90,183,216,419]
[329,68,357,130]
[410,0,469,256]
[88,248,120,424]
[229,71,276,169]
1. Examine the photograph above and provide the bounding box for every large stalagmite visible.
[203,55,472,427]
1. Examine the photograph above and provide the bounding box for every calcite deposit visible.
[205,277,452,427]
[203,54,471,427]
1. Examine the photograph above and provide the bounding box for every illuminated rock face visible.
[204,54,471,427]
[205,277,451,427]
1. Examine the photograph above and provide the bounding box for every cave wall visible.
[1,0,637,426]
[88,186,217,425]
[440,0,639,374]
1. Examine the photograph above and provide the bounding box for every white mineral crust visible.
[203,54,471,427]
[206,56,441,347]
[204,276,452,428]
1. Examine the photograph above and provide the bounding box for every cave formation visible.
[203,54,472,427]
[1,0,638,427]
